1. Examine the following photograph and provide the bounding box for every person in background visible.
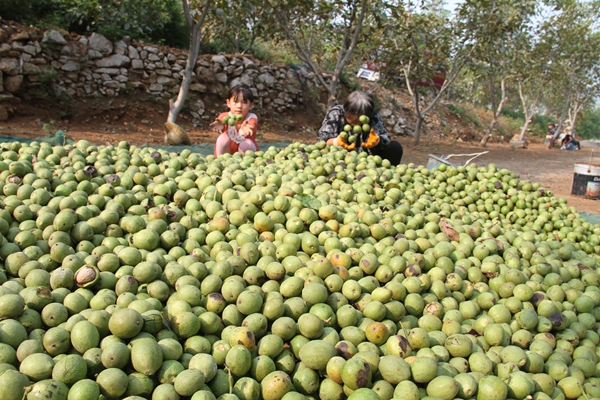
[561,131,581,151]
[317,91,404,165]
[210,85,259,156]
[545,123,556,149]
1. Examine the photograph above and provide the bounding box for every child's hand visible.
[239,120,253,138]
[209,118,224,133]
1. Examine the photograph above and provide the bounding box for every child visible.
[210,85,259,156]
[317,91,403,165]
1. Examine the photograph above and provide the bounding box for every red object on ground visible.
[415,68,446,91]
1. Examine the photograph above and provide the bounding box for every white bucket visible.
[571,163,600,199]
[587,182,600,198]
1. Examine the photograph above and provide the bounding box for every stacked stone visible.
[0,21,410,134]
[0,22,325,121]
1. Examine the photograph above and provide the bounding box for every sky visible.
[443,0,463,12]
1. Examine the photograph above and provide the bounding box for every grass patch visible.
[496,115,523,138]
[340,71,362,92]
[445,102,540,140]
[250,40,300,64]
[447,103,483,129]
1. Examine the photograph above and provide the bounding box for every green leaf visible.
[295,193,322,210]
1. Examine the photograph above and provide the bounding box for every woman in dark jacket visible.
[317,91,404,165]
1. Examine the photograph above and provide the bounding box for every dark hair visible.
[228,84,254,103]
[343,91,375,119]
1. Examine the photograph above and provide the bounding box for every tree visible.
[205,0,272,54]
[514,18,555,142]
[0,0,61,27]
[268,0,370,108]
[65,0,185,44]
[545,2,600,142]
[576,106,600,140]
[563,44,600,137]
[460,0,537,147]
[1,0,188,47]
[383,0,475,144]
[167,0,211,124]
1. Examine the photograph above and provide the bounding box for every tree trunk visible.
[517,79,540,141]
[241,32,258,55]
[568,93,592,139]
[327,0,367,108]
[412,87,423,145]
[414,115,424,145]
[552,79,573,141]
[166,25,200,123]
[569,101,579,135]
[479,97,507,147]
[480,77,507,147]
[489,75,497,114]
[570,116,577,135]
[519,118,532,141]
[167,0,211,124]
[402,58,424,145]
[327,77,339,109]
[234,33,240,54]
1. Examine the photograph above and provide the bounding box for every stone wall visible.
[0,21,328,123]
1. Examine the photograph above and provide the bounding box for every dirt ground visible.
[1,96,599,215]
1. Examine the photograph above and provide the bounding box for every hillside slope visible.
[0,19,497,145]
[1,74,488,147]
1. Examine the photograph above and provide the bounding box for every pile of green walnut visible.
[0,139,599,400]
[339,115,372,145]
[222,114,244,127]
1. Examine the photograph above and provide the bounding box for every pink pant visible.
[214,133,257,156]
